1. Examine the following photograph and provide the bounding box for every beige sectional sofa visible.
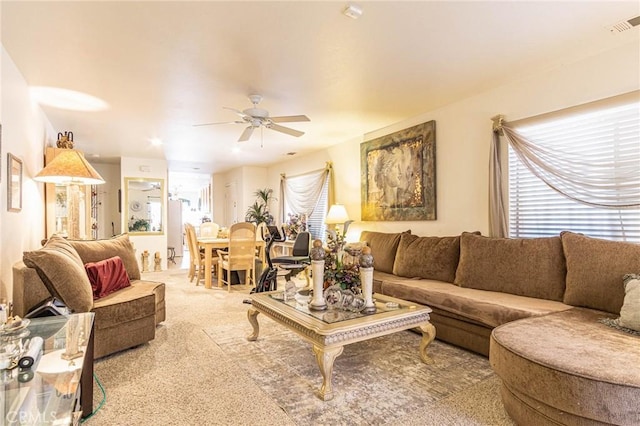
[360,230,640,425]
[13,234,165,359]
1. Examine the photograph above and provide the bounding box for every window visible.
[509,100,640,242]
[282,169,330,241]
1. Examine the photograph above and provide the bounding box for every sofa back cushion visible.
[562,231,640,314]
[454,233,566,301]
[359,230,409,274]
[70,234,141,280]
[23,235,94,313]
[85,256,132,300]
[393,233,466,283]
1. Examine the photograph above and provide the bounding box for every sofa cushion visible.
[376,272,572,328]
[454,233,566,301]
[22,235,94,313]
[85,256,132,300]
[91,283,157,330]
[561,231,640,314]
[70,234,141,280]
[359,230,409,274]
[393,232,478,283]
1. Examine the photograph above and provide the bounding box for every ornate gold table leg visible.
[247,308,260,341]
[312,345,344,401]
[419,322,436,364]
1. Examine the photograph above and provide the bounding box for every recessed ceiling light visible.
[232,147,241,153]
[149,138,163,146]
[30,86,109,111]
[343,4,363,19]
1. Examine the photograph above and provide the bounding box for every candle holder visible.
[359,246,376,313]
[309,240,327,311]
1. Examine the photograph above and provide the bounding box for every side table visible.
[1,312,94,425]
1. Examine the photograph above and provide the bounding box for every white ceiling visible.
[2,1,639,177]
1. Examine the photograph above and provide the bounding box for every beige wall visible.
[92,162,122,239]
[265,40,640,242]
[0,47,56,301]
[213,166,268,227]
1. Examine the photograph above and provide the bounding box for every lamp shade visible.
[325,204,350,224]
[34,149,105,185]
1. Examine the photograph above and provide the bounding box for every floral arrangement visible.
[283,213,307,240]
[323,231,361,294]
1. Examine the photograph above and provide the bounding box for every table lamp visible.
[325,204,354,238]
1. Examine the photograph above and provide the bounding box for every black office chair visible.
[271,231,311,286]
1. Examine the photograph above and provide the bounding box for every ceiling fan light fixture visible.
[195,93,309,143]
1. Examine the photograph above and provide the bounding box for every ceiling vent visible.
[609,15,640,33]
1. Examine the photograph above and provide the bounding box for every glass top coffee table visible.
[247,291,435,401]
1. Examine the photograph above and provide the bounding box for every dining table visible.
[197,236,266,289]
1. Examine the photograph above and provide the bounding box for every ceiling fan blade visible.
[238,126,255,142]
[193,120,244,127]
[270,115,310,123]
[223,106,251,120]
[269,123,305,138]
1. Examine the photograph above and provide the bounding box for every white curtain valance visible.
[280,168,330,218]
[489,94,640,237]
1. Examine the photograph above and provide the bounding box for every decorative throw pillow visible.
[23,235,94,313]
[85,256,132,300]
[359,230,410,274]
[70,234,141,280]
[617,274,640,332]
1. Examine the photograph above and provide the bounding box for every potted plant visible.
[129,217,150,232]
[245,188,275,225]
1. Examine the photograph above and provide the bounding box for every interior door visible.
[224,181,238,227]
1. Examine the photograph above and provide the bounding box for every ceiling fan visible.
[194,94,310,143]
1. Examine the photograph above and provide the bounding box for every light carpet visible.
[87,268,514,425]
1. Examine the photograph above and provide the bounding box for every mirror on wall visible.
[124,177,164,235]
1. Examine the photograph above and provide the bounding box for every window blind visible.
[306,174,329,241]
[509,101,640,242]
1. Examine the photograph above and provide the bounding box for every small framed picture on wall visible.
[7,153,23,212]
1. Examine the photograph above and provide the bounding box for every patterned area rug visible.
[204,318,500,425]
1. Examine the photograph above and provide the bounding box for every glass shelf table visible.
[1,313,94,426]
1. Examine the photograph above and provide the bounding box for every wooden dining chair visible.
[255,222,268,264]
[200,222,220,238]
[195,222,221,278]
[217,222,257,292]
[184,223,204,284]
